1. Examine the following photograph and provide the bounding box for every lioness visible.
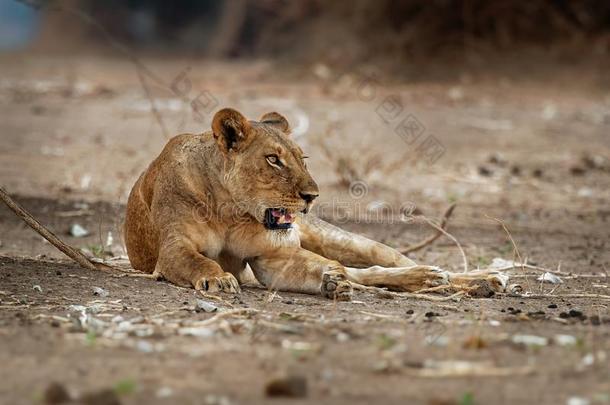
[124,108,505,300]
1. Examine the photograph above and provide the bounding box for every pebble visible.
[512,334,548,347]
[196,299,218,313]
[554,334,577,346]
[590,315,601,326]
[156,387,173,398]
[69,223,89,238]
[567,397,590,405]
[43,382,71,404]
[80,389,121,405]
[33,285,43,293]
[92,287,109,298]
[265,376,308,398]
[478,166,493,176]
[425,311,441,318]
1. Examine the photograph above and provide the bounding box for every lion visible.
[124,108,507,300]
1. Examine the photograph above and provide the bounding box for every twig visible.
[198,290,236,308]
[112,272,159,279]
[400,203,456,254]
[359,311,405,321]
[514,293,610,300]
[413,285,455,294]
[350,282,465,302]
[189,308,259,327]
[492,264,572,277]
[416,214,468,273]
[486,215,532,291]
[405,365,535,378]
[0,187,117,273]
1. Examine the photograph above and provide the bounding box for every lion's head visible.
[211,108,319,230]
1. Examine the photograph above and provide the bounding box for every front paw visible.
[194,273,241,293]
[321,270,352,301]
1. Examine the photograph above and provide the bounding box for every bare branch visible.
[0,187,117,273]
[400,203,456,254]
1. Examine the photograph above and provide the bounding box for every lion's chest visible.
[225,222,301,259]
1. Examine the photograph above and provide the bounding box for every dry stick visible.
[417,214,469,273]
[493,264,573,277]
[515,293,610,301]
[0,187,117,273]
[189,308,259,327]
[350,282,465,302]
[400,203,457,254]
[486,215,532,291]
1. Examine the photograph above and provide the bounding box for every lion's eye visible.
[266,154,282,168]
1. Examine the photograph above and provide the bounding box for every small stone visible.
[406,309,414,315]
[33,285,43,293]
[136,340,154,353]
[265,376,307,398]
[69,224,89,238]
[44,382,71,404]
[92,287,109,298]
[570,165,586,176]
[567,396,590,405]
[559,312,570,319]
[527,310,545,318]
[568,309,584,318]
[56,270,62,276]
[156,387,173,398]
[512,334,548,347]
[195,299,218,313]
[548,304,558,309]
[537,272,563,284]
[554,334,577,346]
[478,166,493,176]
[80,389,121,405]
[510,165,521,176]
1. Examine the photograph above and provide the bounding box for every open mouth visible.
[264,208,295,230]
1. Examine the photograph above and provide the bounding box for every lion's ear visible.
[212,108,251,152]
[260,112,291,135]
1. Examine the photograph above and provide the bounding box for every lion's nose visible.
[299,191,319,203]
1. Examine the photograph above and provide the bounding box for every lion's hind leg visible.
[344,265,508,296]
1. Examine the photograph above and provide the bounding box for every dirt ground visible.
[0,53,609,404]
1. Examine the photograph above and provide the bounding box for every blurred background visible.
[0,0,608,248]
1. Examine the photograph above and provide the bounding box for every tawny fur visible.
[124,108,506,300]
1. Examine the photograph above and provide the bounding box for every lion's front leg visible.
[155,234,240,293]
[344,265,449,292]
[249,247,353,301]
